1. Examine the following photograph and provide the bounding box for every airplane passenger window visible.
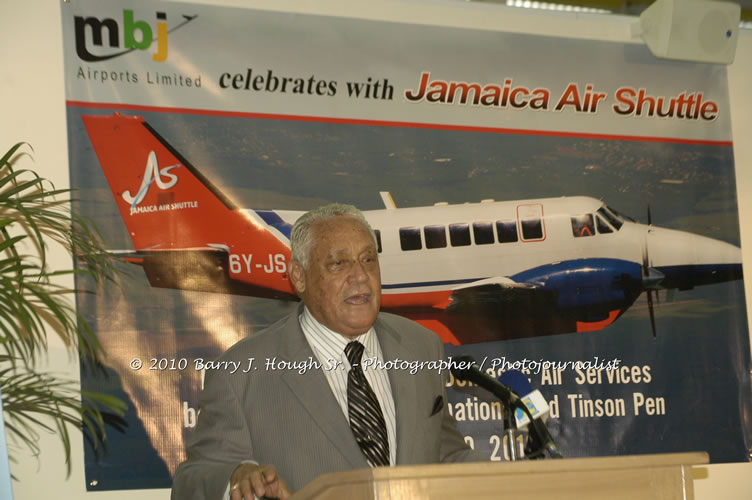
[449,223,471,247]
[521,218,544,240]
[496,220,518,243]
[374,229,382,253]
[595,215,613,234]
[399,227,422,251]
[571,214,595,237]
[473,222,494,245]
[598,207,623,230]
[424,225,447,249]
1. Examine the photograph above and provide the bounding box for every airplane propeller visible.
[641,204,664,339]
[641,245,657,339]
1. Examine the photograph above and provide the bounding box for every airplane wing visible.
[432,269,633,341]
[452,276,538,291]
[445,276,555,312]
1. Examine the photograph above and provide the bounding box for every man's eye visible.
[329,260,345,271]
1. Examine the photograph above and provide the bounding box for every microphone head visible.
[498,369,532,397]
[499,370,550,428]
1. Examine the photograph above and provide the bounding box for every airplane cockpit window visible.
[496,220,518,243]
[399,227,422,251]
[605,205,632,224]
[571,214,595,237]
[521,218,544,240]
[424,225,447,249]
[598,206,623,230]
[595,215,613,234]
[473,221,494,245]
[374,229,382,253]
[449,223,471,247]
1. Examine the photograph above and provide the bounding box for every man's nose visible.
[348,260,369,282]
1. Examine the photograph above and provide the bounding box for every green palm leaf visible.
[0,144,125,476]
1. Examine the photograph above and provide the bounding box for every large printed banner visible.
[60,0,751,491]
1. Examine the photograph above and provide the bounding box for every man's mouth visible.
[344,293,371,305]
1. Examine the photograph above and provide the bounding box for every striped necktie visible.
[345,341,390,467]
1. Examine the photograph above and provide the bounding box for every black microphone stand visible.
[503,402,519,461]
[513,399,563,460]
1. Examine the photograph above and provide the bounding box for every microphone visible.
[498,370,550,430]
[451,356,562,459]
[450,355,530,462]
[498,369,563,459]
[450,355,520,407]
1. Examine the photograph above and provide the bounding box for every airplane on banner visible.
[82,113,743,344]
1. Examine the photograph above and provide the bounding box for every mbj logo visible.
[123,151,181,208]
[74,9,197,62]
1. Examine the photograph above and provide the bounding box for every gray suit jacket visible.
[171,305,486,498]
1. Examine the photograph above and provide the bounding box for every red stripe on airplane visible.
[576,309,621,333]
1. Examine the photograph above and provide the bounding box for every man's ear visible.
[289,260,306,295]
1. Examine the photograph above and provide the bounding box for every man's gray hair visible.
[290,203,377,269]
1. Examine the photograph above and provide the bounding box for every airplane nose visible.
[647,226,743,289]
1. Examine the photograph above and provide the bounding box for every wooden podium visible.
[292,452,708,500]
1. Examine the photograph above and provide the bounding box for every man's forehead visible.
[319,234,377,256]
[312,216,370,238]
[325,241,377,257]
[311,217,376,254]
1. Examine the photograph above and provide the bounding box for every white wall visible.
[1,0,749,498]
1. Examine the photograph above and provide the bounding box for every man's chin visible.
[340,308,379,336]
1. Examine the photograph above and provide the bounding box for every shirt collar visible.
[300,306,378,358]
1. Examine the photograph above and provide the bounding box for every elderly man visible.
[171,204,486,500]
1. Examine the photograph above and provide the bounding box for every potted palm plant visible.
[0,142,125,476]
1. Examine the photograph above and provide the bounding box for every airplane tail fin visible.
[82,113,294,295]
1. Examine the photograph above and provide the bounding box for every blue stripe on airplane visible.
[511,258,641,285]
[256,210,293,238]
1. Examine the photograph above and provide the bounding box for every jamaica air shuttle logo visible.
[122,152,199,216]
[74,9,197,62]
[124,151,180,215]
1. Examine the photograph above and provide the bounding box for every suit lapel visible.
[278,309,367,468]
[376,317,418,465]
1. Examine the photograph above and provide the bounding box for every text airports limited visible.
[77,65,201,89]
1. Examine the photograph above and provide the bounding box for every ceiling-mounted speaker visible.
[638,0,741,64]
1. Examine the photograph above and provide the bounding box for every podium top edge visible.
[292,452,710,498]
[377,451,711,478]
